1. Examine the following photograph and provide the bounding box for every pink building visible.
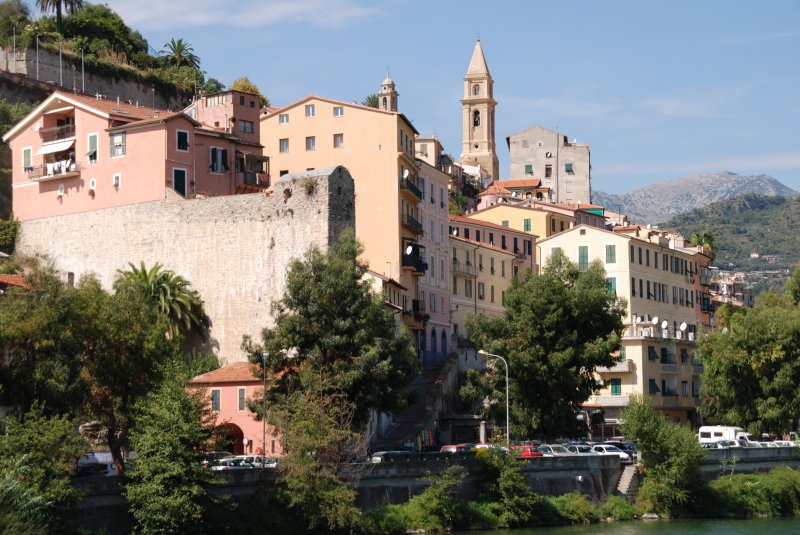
[3,89,268,221]
[188,362,283,457]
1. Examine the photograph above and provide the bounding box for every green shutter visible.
[606,276,616,294]
[565,163,574,173]
[88,134,97,161]
[524,164,533,175]
[22,147,31,170]
[610,379,621,395]
[578,246,588,270]
[524,218,531,231]
[606,244,616,263]
[501,220,509,227]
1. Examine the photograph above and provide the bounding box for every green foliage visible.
[0,1,30,47]
[0,457,53,534]
[361,93,379,108]
[229,76,269,107]
[463,250,625,439]
[0,403,86,507]
[622,395,707,517]
[246,229,418,431]
[708,467,800,518]
[60,3,147,63]
[551,492,599,523]
[36,0,83,32]
[699,299,800,435]
[115,261,210,342]
[160,37,200,69]
[0,216,18,253]
[125,357,222,534]
[665,194,800,271]
[598,495,636,520]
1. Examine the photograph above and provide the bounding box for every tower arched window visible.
[473,84,480,96]
[473,110,481,127]
[382,97,387,109]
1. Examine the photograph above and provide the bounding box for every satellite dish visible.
[680,322,687,332]
[452,228,458,236]
[651,316,659,326]
[636,316,643,323]
[402,169,409,179]
[661,320,668,329]
[58,184,65,196]
[405,245,413,255]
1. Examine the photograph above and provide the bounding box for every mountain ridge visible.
[592,171,797,225]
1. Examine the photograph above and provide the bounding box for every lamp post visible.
[478,350,509,447]
[261,351,268,478]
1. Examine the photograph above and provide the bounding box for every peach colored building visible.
[260,93,425,339]
[3,89,268,221]
[189,362,283,457]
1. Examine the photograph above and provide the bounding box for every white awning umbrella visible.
[35,139,74,156]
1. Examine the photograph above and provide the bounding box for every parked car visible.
[701,440,738,449]
[210,458,254,471]
[200,451,233,467]
[439,443,475,453]
[604,440,638,462]
[566,444,597,455]
[235,455,278,468]
[591,444,632,464]
[536,444,572,457]
[512,445,544,459]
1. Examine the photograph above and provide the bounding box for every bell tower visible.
[379,72,398,112]
[460,40,498,180]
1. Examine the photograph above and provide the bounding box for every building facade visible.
[460,40,499,181]
[506,125,590,204]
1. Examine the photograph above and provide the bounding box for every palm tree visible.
[690,231,715,260]
[115,262,209,340]
[36,0,83,32]
[159,38,200,69]
[361,93,379,108]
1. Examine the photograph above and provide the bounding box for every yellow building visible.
[465,203,575,240]
[537,225,712,428]
[450,236,522,347]
[261,93,423,335]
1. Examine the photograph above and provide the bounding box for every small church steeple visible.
[460,40,499,180]
[379,72,398,112]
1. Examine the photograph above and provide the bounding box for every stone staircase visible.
[372,356,457,451]
[616,464,641,501]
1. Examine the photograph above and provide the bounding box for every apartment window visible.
[440,259,444,280]
[430,255,435,278]
[333,133,344,148]
[279,138,289,153]
[663,254,669,271]
[279,170,288,176]
[551,219,556,233]
[476,230,481,242]
[465,280,473,298]
[176,130,189,151]
[646,280,651,300]
[606,244,616,263]
[488,232,494,245]
[565,163,574,174]
[477,282,485,300]
[501,220,509,228]
[430,293,436,312]
[209,147,229,173]
[333,106,344,117]
[501,260,506,277]
[639,279,643,299]
[606,277,616,295]
[239,95,245,105]
[87,133,98,163]
[578,246,588,270]
[673,286,678,304]
[22,146,32,170]
[637,247,642,265]
[646,249,651,267]
[110,131,125,156]
[452,276,458,295]
[524,164,533,176]
[523,218,531,231]
[464,228,470,240]
[305,136,316,151]
[279,113,289,124]
[490,257,495,274]
[305,104,315,117]
[545,164,552,178]
[238,120,254,134]
[560,221,565,232]
[682,381,689,396]
[619,345,626,362]
[502,291,505,305]
[211,389,221,411]
[490,285,495,303]
[631,277,637,297]
[478,254,483,271]
[609,378,622,395]
[238,388,246,411]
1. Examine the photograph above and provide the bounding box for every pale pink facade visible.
[189,362,283,457]
[3,90,268,222]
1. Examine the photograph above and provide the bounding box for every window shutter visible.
[88,135,97,161]
[222,149,229,171]
[210,148,218,171]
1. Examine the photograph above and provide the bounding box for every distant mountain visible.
[662,194,800,272]
[592,171,798,225]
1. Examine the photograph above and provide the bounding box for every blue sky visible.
[47,1,800,194]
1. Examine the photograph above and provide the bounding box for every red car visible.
[513,445,543,458]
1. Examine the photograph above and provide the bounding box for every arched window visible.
[382,97,387,109]
[473,110,481,127]
[473,84,480,96]
[441,331,448,358]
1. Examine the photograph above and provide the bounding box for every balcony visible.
[412,299,426,314]
[593,394,630,407]
[661,363,677,373]
[661,395,679,408]
[39,124,75,142]
[452,259,476,277]
[243,172,269,187]
[28,161,80,181]
[401,213,424,236]
[597,359,633,373]
[692,361,703,375]
[513,248,527,260]
[399,177,423,200]
[401,254,427,274]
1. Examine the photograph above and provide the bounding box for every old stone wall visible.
[0,47,187,109]
[18,167,356,361]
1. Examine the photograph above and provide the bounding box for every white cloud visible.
[598,151,800,176]
[104,0,382,30]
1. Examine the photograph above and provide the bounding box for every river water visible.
[457,517,800,535]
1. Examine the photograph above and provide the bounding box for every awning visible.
[35,139,74,156]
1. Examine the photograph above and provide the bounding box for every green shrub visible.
[599,495,636,521]
[708,468,800,518]
[551,492,599,524]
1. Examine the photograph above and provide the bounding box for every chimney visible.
[116,96,120,104]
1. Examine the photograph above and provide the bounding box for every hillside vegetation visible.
[663,194,800,272]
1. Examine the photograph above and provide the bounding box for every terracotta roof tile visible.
[61,91,167,121]
[449,214,534,237]
[0,274,31,290]
[496,179,544,188]
[189,361,260,384]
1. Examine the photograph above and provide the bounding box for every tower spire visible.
[460,40,498,180]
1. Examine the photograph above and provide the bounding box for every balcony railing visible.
[661,363,677,373]
[597,359,633,373]
[452,259,476,277]
[402,255,428,274]
[28,162,81,181]
[399,178,422,200]
[593,394,630,407]
[513,248,527,260]
[39,124,75,142]
[412,299,425,314]
[243,172,270,186]
[402,213,424,236]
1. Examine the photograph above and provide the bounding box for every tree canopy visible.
[229,76,269,107]
[361,93,379,108]
[160,37,200,69]
[462,250,625,439]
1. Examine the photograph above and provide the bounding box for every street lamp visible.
[261,351,269,478]
[478,350,509,447]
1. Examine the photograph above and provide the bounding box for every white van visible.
[698,425,757,445]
